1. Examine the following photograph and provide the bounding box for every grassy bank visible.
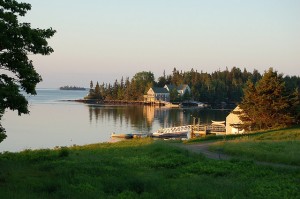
[0,138,299,198]
[209,126,300,166]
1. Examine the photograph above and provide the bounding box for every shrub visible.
[58,147,69,158]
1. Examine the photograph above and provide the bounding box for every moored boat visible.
[151,132,188,138]
[111,133,134,139]
[111,133,146,139]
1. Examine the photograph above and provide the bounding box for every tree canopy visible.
[0,0,56,142]
[239,68,299,130]
[88,67,300,108]
[85,81,103,100]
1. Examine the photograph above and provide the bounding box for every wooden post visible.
[198,117,200,131]
[191,117,196,138]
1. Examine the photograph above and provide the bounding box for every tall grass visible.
[210,126,300,165]
[0,139,299,198]
[187,125,300,143]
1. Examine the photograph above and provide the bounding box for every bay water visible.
[0,89,230,152]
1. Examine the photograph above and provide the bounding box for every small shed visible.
[226,106,244,134]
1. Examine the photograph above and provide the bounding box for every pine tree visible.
[239,68,295,130]
[88,80,94,96]
[239,79,258,129]
[289,88,300,123]
[94,82,102,100]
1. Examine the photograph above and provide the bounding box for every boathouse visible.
[226,106,245,134]
[144,87,170,103]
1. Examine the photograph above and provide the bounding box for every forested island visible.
[84,67,300,130]
[60,86,86,91]
[85,67,300,105]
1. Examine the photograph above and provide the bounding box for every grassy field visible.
[0,137,299,198]
[209,126,300,166]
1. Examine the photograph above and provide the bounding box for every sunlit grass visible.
[0,139,299,198]
[210,126,300,165]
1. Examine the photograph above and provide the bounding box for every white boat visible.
[151,131,188,138]
[165,102,179,108]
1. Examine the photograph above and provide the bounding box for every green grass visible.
[187,125,300,144]
[210,126,300,166]
[0,138,299,198]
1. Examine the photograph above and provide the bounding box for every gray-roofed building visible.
[164,84,191,96]
[177,84,191,96]
[144,87,170,102]
[164,84,176,92]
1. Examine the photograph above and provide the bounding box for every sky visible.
[21,0,300,88]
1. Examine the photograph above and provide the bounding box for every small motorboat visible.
[111,133,134,139]
[151,132,188,138]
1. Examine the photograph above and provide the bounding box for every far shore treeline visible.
[86,67,300,104]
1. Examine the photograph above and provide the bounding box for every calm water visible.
[0,89,230,152]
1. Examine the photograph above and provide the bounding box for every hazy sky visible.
[22,0,300,88]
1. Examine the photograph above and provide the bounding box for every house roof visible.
[231,105,243,114]
[164,84,176,91]
[151,87,169,94]
[177,84,189,91]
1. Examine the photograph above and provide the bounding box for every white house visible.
[226,106,245,134]
[177,84,191,96]
[144,87,170,102]
[164,84,191,97]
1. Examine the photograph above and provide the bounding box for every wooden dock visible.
[190,118,226,138]
[151,122,226,139]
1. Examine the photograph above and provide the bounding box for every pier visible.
[152,121,226,139]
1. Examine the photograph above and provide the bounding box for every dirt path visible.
[175,142,230,160]
[173,142,300,170]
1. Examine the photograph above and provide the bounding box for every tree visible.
[169,88,180,102]
[89,80,94,91]
[88,80,94,96]
[182,89,191,101]
[132,71,154,100]
[239,68,296,130]
[289,88,300,122]
[93,81,102,100]
[0,0,56,142]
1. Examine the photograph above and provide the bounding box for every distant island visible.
[59,86,86,91]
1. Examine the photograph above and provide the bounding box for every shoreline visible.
[60,99,234,110]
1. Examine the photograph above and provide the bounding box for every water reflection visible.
[88,105,231,133]
[88,106,154,134]
[0,103,232,152]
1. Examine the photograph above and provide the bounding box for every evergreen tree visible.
[170,88,180,102]
[90,80,94,90]
[239,68,295,130]
[88,80,94,96]
[157,71,167,87]
[182,89,192,101]
[289,88,300,123]
[94,82,102,100]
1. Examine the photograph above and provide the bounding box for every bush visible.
[58,147,69,157]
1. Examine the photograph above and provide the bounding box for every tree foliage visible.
[85,81,103,100]
[239,68,299,130]
[0,0,56,142]
[89,68,300,109]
